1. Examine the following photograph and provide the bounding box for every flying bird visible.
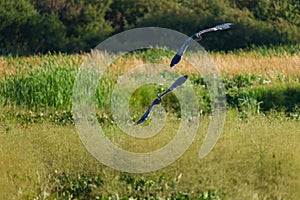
[170,23,233,67]
[136,75,188,125]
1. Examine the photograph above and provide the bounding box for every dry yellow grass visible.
[1,52,299,79]
[212,53,300,77]
[0,54,84,76]
[107,53,300,80]
[0,57,17,76]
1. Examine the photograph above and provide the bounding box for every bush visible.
[30,0,113,52]
[48,172,102,200]
[1,0,299,54]
[137,0,300,50]
[44,172,222,199]
[257,85,300,113]
[0,0,67,55]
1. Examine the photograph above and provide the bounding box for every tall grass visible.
[212,53,300,78]
[0,111,299,199]
[230,44,300,57]
[0,48,300,199]
[0,49,299,118]
[0,53,83,76]
[1,66,76,110]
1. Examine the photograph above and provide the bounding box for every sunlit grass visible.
[212,53,300,78]
[0,49,299,199]
[1,48,299,78]
[1,51,299,114]
[0,111,299,199]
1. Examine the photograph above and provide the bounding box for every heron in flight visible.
[136,75,188,125]
[170,23,233,67]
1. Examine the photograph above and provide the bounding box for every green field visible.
[0,49,300,199]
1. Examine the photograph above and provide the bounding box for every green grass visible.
[0,49,300,199]
[1,64,299,121]
[0,111,299,199]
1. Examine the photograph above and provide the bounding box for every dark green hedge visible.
[0,0,299,55]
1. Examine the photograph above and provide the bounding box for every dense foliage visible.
[1,50,300,125]
[0,0,299,55]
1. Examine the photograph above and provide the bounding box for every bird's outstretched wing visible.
[158,75,188,98]
[136,98,161,125]
[170,23,233,67]
[136,75,188,125]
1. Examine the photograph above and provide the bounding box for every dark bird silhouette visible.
[136,75,188,125]
[170,23,233,67]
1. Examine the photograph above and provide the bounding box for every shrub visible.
[0,0,67,55]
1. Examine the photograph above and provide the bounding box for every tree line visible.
[0,0,299,55]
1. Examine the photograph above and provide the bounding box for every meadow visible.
[0,47,300,199]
